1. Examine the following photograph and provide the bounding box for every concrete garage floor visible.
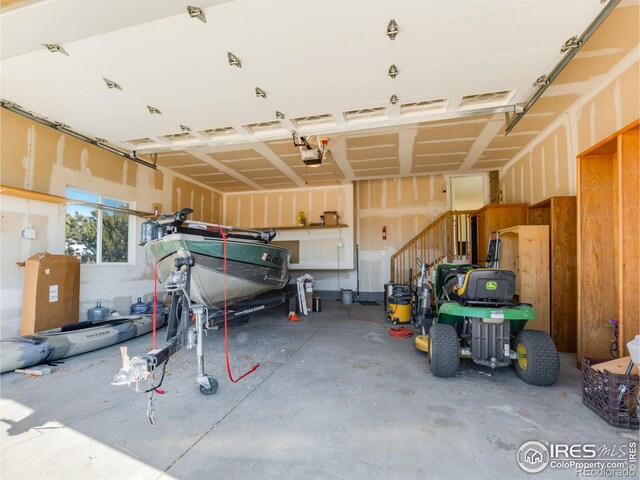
[1,301,636,479]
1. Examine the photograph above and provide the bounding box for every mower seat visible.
[457,268,515,305]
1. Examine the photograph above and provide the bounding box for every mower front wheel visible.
[513,330,559,386]
[428,323,459,378]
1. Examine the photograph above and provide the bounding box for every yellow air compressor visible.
[387,293,412,325]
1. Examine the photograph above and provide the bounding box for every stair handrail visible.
[390,209,475,284]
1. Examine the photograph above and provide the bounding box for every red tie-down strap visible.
[219,227,259,382]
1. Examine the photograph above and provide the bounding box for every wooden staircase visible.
[390,210,475,284]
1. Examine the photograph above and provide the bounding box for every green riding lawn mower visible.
[412,260,559,386]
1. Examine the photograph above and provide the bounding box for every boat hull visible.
[147,234,291,310]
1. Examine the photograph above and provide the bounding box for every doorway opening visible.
[450,174,486,211]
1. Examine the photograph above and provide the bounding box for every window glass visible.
[65,188,129,264]
[101,198,129,263]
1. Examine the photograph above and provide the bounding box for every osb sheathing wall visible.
[500,3,639,204]
[0,109,222,338]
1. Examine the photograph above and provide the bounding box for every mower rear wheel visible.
[513,330,559,386]
[428,323,459,378]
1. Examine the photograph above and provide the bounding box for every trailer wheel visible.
[514,330,559,386]
[428,323,459,378]
[199,376,219,395]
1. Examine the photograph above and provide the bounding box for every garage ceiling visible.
[1,0,631,192]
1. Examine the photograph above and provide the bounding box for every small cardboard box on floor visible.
[20,253,81,335]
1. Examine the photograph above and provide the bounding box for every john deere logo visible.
[486,281,497,290]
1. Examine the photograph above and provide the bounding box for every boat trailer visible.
[112,256,295,398]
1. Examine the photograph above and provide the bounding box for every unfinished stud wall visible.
[0,109,222,338]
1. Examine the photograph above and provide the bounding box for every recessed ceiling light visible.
[390,94,399,105]
[180,124,191,132]
[103,77,122,90]
[388,65,398,79]
[147,105,162,115]
[186,5,206,23]
[227,52,242,68]
[255,87,267,98]
[42,44,68,56]
[387,19,399,40]
[275,111,285,120]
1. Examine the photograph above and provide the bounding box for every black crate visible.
[582,358,639,430]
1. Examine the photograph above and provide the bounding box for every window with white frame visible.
[65,187,131,264]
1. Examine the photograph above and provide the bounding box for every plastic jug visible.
[146,299,163,314]
[87,302,109,321]
[130,297,148,314]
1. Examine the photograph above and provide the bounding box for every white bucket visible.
[341,289,353,305]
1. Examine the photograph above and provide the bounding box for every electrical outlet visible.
[337,242,343,249]
[22,228,37,239]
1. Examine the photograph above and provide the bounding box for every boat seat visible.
[457,268,515,304]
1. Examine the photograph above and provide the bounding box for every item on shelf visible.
[323,211,340,226]
[297,211,306,226]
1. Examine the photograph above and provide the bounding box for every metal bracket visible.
[560,35,582,54]
[505,0,621,135]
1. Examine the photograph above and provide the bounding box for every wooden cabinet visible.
[471,204,527,265]
[497,226,550,333]
[577,120,639,363]
[527,196,577,352]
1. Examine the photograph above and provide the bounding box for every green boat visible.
[143,209,291,310]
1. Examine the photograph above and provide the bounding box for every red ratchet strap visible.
[219,227,259,382]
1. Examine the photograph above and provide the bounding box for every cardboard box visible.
[592,356,639,375]
[21,253,80,335]
[323,211,340,226]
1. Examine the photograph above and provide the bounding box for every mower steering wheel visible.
[456,264,480,275]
